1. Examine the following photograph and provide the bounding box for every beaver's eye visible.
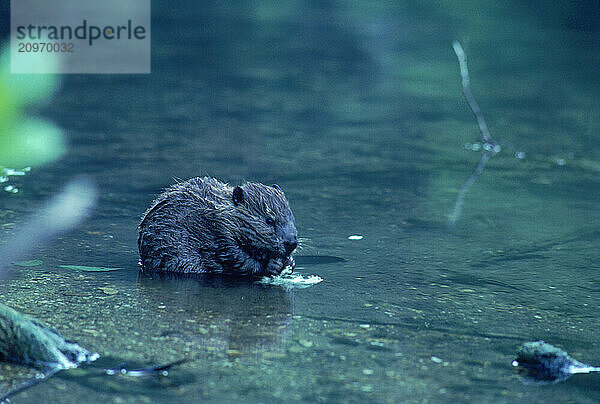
[266,217,275,226]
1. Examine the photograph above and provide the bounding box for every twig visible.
[0,357,190,402]
[449,41,500,225]
[452,41,493,144]
[0,366,62,403]
[449,152,491,225]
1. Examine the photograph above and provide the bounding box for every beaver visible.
[137,177,298,277]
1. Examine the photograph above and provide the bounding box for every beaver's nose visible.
[284,239,298,254]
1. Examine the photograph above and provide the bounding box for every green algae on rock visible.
[513,341,600,383]
[0,303,98,370]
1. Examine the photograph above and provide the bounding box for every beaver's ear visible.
[232,186,246,206]
[272,184,282,192]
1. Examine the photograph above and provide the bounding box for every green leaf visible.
[0,43,64,168]
[0,118,65,167]
[0,44,59,107]
[59,265,122,272]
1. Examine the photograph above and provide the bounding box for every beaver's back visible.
[138,177,234,273]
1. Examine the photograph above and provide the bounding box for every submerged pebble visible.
[98,287,119,295]
[298,339,314,348]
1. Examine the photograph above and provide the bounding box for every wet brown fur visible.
[138,177,297,276]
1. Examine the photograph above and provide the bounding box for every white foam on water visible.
[258,271,323,289]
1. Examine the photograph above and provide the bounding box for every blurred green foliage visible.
[0,45,65,169]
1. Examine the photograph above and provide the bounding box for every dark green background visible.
[1,1,600,402]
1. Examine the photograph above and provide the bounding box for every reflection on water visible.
[1,0,600,402]
[136,271,295,352]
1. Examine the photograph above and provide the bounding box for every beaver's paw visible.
[283,256,295,272]
[263,258,283,277]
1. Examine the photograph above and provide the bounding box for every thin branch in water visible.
[449,41,500,225]
[0,366,62,403]
[452,41,493,144]
[449,152,490,225]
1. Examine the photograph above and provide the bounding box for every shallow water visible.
[1,1,600,402]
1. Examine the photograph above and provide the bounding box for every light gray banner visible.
[11,0,150,74]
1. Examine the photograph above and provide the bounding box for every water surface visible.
[1,1,600,402]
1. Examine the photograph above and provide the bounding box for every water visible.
[1,1,600,402]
